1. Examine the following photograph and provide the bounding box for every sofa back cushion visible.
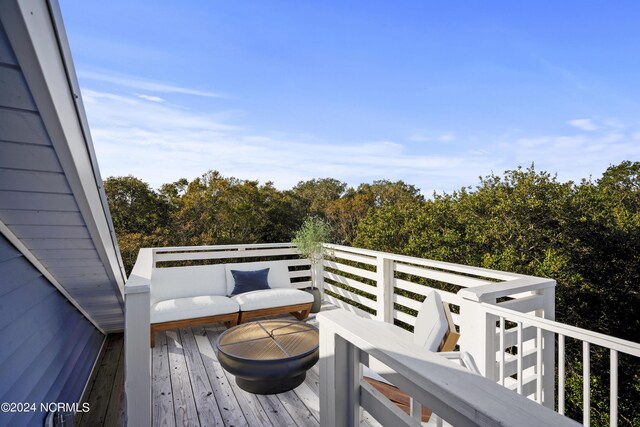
[225,261,291,295]
[151,264,226,305]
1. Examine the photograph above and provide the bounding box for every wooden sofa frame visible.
[237,302,313,324]
[150,313,239,347]
[150,302,313,347]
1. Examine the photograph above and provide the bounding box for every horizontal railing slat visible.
[395,262,493,288]
[496,325,538,350]
[331,249,377,266]
[154,242,296,252]
[501,348,538,378]
[394,279,462,305]
[323,293,374,319]
[504,374,538,396]
[497,295,544,313]
[155,247,296,262]
[289,269,311,278]
[324,282,377,310]
[323,259,377,281]
[323,243,521,281]
[394,309,417,326]
[393,293,422,311]
[324,271,376,295]
[284,258,311,267]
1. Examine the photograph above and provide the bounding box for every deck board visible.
[204,324,275,427]
[82,306,380,426]
[178,328,224,426]
[166,329,201,426]
[103,342,125,427]
[152,329,176,427]
[77,333,123,427]
[192,327,253,427]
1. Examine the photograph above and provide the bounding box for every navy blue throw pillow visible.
[230,268,271,295]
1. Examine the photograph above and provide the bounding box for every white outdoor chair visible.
[363,290,480,421]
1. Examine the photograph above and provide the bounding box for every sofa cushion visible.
[151,296,239,324]
[231,288,313,312]
[151,264,226,305]
[225,261,291,295]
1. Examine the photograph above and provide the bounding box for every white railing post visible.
[457,291,498,380]
[376,256,394,323]
[124,249,153,427]
[541,286,556,409]
[319,320,337,427]
[334,335,362,427]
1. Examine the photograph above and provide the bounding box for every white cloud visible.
[82,88,497,195]
[496,129,640,183]
[136,94,165,103]
[78,69,225,98]
[567,118,599,131]
[82,85,640,196]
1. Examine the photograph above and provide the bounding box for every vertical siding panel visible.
[0,234,103,426]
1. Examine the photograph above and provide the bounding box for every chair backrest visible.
[412,291,460,352]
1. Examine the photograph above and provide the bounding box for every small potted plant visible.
[292,216,332,313]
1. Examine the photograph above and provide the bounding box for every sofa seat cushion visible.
[151,296,239,324]
[231,288,313,312]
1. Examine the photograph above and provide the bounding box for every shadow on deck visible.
[78,305,379,427]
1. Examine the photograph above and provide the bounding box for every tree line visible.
[105,161,640,425]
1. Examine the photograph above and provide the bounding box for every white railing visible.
[481,303,640,427]
[320,243,556,406]
[124,242,639,426]
[152,242,312,287]
[318,309,579,427]
[318,244,640,426]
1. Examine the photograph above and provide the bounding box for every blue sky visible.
[60,0,640,194]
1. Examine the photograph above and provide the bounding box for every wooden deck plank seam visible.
[192,326,255,427]
[180,327,227,426]
[206,323,277,427]
[165,329,202,427]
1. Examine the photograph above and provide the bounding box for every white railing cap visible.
[458,276,556,302]
[125,248,153,294]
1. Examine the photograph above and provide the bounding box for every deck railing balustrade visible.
[123,242,640,426]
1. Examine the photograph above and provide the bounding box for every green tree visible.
[353,164,640,425]
[290,178,347,219]
[104,175,169,235]
[328,180,424,244]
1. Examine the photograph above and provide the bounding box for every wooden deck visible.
[79,309,382,427]
[77,333,125,427]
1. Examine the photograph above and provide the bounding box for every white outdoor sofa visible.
[149,260,314,346]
